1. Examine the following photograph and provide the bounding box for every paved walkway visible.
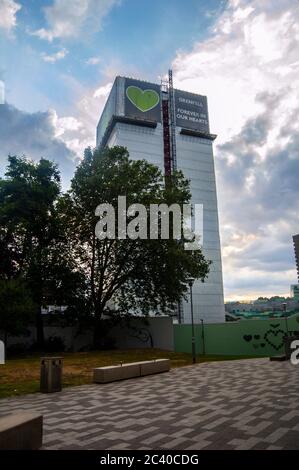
[0,358,298,450]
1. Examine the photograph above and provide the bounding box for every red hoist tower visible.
[161,70,183,323]
[161,69,177,176]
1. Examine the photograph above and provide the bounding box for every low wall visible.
[174,314,299,357]
[0,326,93,352]
[0,316,174,352]
[108,316,173,351]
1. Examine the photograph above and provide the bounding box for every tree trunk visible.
[35,252,45,349]
[93,319,101,349]
[4,331,8,348]
[93,306,104,349]
[36,305,44,349]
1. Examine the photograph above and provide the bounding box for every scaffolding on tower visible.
[168,69,177,172]
[161,70,177,176]
[161,70,183,323]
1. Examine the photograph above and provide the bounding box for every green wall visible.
[174,314,299,356]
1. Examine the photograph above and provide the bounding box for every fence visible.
[174,314,299,357]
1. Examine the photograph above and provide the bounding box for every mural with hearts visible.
[243,324,283,351]
[243,323,299,351]
[174,314,299,356]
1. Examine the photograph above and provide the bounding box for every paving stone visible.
[0,358,298,449]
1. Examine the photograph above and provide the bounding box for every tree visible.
[0,156,61,347]
[0,279,35,349]
[62,146,211,346]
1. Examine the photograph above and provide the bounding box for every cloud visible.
[0,103,80,188]
[54,81,113,158]
[172,0,299,299]
[0,81,4,104]
[86,57,101,65]
[0,0,21,33]
[41,48,68,63]
[32,0,120,42]
[93,82,112,98]
[54,59,139,160]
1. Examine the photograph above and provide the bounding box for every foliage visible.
[61,146,210,345]
[0,148,211,348]
[0,156,88,346]
[0,279,35,343]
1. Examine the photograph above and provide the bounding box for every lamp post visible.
[282,302,289,336]
[200,318,205,355]
[282,302,290,358]
[188,278,196,364]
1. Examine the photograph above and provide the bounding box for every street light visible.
[282,302,289,336]
[200,318,205,355]
[188,277,196,364]
[282,302,290,358]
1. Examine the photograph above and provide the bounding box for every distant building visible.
[293,234,299,282]
[225,297,299,319]
[291,285,299,300]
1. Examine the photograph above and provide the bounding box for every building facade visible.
[96,76,225,323]
[293,234,299,282]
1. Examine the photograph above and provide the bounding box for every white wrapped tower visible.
[96,76,225,323]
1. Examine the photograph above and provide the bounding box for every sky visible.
[0,0,298,301]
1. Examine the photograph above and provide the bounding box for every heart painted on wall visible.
[264,329,285,351]
[126,86,160,112]
[243,335,252,342]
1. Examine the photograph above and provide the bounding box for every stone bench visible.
[270,355,287,361]
[0,413,43,450]
[93,359,170,384]
[139,359,170,376]
[93,362,141,383]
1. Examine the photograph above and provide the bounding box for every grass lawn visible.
[0,349,258,399]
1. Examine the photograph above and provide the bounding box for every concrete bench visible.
[93,359,170,384]
[0,413,43,450]
[270,355,287,362]
[140,359,170,376]
[93,362,141,383]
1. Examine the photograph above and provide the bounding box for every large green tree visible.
[62,146,211,346]
[0,156,64,346]
[0,279,35,348]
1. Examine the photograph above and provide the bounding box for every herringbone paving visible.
[0,358,298,449]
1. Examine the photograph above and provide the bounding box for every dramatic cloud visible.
[53,60,139,159]
[41,48,68,63]
[0,0,21,33]
[51,81,113,159]
[172,0,299,299]
[32,0,120,42]
[0,76,113,190]
[0,104,79,188]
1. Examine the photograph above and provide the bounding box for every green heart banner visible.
[126,86,160,112]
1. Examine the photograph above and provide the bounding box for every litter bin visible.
[40,357,63,393]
